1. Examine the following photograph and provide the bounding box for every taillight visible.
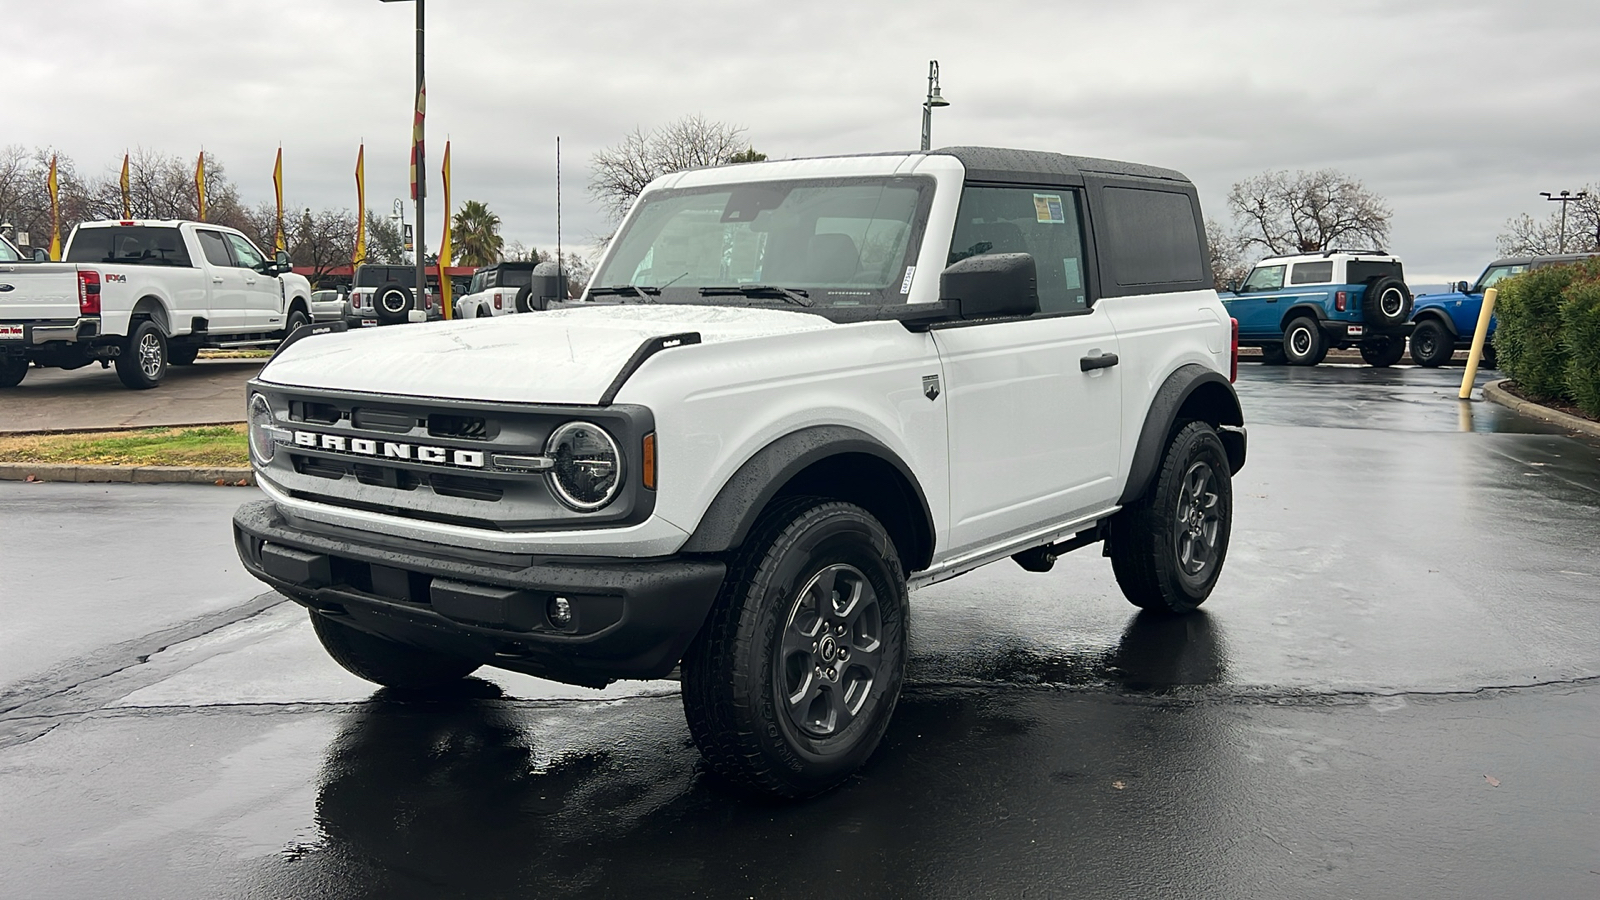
[494,292,503,310]
[1335,290,1347,312]
[1230,317,1239,383]
[77,270,101,316]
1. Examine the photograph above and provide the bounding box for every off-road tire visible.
[1409,319,1453,367]
[1282,316,1325,366]
[514,284,545,314]
[681,497,908,798]
[1482,343,1498,369]
[1360,337,1405,367]
[168,344,201,366]
[1363,276,1412,327]
[1108,420,1233,614]
[116,319,167,390]
[1259,343,1287,365]
[0,357,27,388]
[375,283,412,326]
[310,611,480,689]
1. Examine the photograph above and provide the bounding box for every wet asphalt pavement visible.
[2,364,1598,899]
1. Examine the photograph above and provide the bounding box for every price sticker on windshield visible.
[1034,193,1066,224]
[900,266,916,294]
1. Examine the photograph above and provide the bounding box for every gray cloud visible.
[7,0,1597,278]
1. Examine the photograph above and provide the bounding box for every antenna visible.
[556,135,563,284]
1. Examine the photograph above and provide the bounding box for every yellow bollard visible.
[1458,287,1499,400]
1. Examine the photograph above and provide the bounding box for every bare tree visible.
[588,115,761,223]
[1228,169,1391,255]
[1205,218,1252,290]
[1496,188,1599,256]
[364,211,407,265]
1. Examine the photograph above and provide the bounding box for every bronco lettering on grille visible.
[291,430,486,469]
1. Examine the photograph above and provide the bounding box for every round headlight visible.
[248,393,277,465]
[546,422,622,511]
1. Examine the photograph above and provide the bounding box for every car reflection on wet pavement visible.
[1,364,1597,899]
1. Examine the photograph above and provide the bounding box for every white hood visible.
[258,305,836,404]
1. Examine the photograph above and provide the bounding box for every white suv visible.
[234,147,1246,797]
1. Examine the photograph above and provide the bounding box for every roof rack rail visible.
[1322,247,1388,257]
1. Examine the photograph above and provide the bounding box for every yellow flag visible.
[48,155,60,261]
[439,140,453,319]
[120,153,131,220]
[195,151,207,222]
[353,144,367,267]
[273,147,286,254]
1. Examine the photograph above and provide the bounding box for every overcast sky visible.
[7,0,1598,280]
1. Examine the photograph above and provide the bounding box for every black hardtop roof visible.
[1488,252,1600,268]
[479,260,541,272]
[935,146,1191,186]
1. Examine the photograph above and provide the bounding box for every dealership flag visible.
[353,144,367,267]
[120,153,131,220]
[439,140,453,319]
[48,154,60,261]
[273,147,287,254]
[409,81,426,201]
[195,151,207,221]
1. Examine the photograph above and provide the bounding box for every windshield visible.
[0,237,20,262]
[1475,264,1527,292]
[588,176,933,307]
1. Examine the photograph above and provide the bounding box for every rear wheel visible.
[1259,343,1287,365]
[310,612,480,689]
[1409,319,1453,367]
[682,498,907,798]
[0,357,27,388]
[1108,421,1233,614]
[115,319,167,390]
[1282,317,1325,366]
[1360,337,1405,367]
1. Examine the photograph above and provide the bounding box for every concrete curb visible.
[1483,379,1600,439]
[0,463,254,485]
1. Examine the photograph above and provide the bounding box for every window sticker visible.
[1062,258,1082,290]
[1033,193,1066,224]
[900,265,916,294]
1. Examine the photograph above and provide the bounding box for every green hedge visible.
[1496,258,1600,407]
[1563,277,1600,418]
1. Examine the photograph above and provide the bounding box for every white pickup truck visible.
[0,220,313,389]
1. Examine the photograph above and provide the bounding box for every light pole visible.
[381,0,425,317]
[391,199,407,262]
[1541,189,1588,254]
[920,60,949,152]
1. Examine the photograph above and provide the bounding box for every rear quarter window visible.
[1097,187,1205,290]
[1290,261,1333,284]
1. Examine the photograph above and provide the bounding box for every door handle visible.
[1266,297,1278,303]
[1080,353,1119,372]
[211,276,224,284]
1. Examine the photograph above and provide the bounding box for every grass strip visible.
[0,425,249,467]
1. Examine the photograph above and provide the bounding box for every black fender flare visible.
[1278,303,1326,332]
[1119,364,1246,505]
[679,425,936,571]
[1412,308,1459,338]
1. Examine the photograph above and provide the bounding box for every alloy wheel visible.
[777,563,884,738]
[1175,461,1221,577]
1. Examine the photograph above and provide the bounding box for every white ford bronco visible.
[233,147,1246,797]
[0,220,312,389]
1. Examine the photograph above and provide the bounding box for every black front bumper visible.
[233,500,726,686]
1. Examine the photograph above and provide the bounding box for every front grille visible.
[429,413,490,440]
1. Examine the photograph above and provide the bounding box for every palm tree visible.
[452,200,504,267]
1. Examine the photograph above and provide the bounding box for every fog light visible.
[548,596,573,627]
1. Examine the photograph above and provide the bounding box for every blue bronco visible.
[1408,253,1599,367]
[1220,250,1413,366]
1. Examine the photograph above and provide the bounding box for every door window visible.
[195,230,233,267]
[1240,265,1285,292]
[224,234,266,270]
[948,186,1089,314]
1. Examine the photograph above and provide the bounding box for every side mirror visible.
[1224,280,1241,293]
[1454,281,1471,293]
[32,248,49,261]
[940,252,1040,320]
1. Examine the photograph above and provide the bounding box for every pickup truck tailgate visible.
[0,264,82,322]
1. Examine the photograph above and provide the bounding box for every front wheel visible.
[1108,420,1233,614]
[310,612,480,689]
[282,307,309,339]
[1282,317,1325,366]
[115,320,167,390]
[682,498,907,798]
[1409,319,1453,367]
[1360,337,1405,367]
[0,357,27,388]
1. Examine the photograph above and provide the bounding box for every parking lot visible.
[2,362,1596,899]
[0,358,264,433]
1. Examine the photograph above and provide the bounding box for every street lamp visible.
[381,0,425,318]
[920,60,949,152]
[1540,189,1589,254]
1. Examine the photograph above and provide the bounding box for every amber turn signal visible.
[642,433,656,490]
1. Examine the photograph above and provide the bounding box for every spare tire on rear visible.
[1363,276,1412,327]
[513,283,545,314]
[375,282,413,326]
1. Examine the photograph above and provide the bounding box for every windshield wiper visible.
[588,285,661,302]
[699,285,812,307]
